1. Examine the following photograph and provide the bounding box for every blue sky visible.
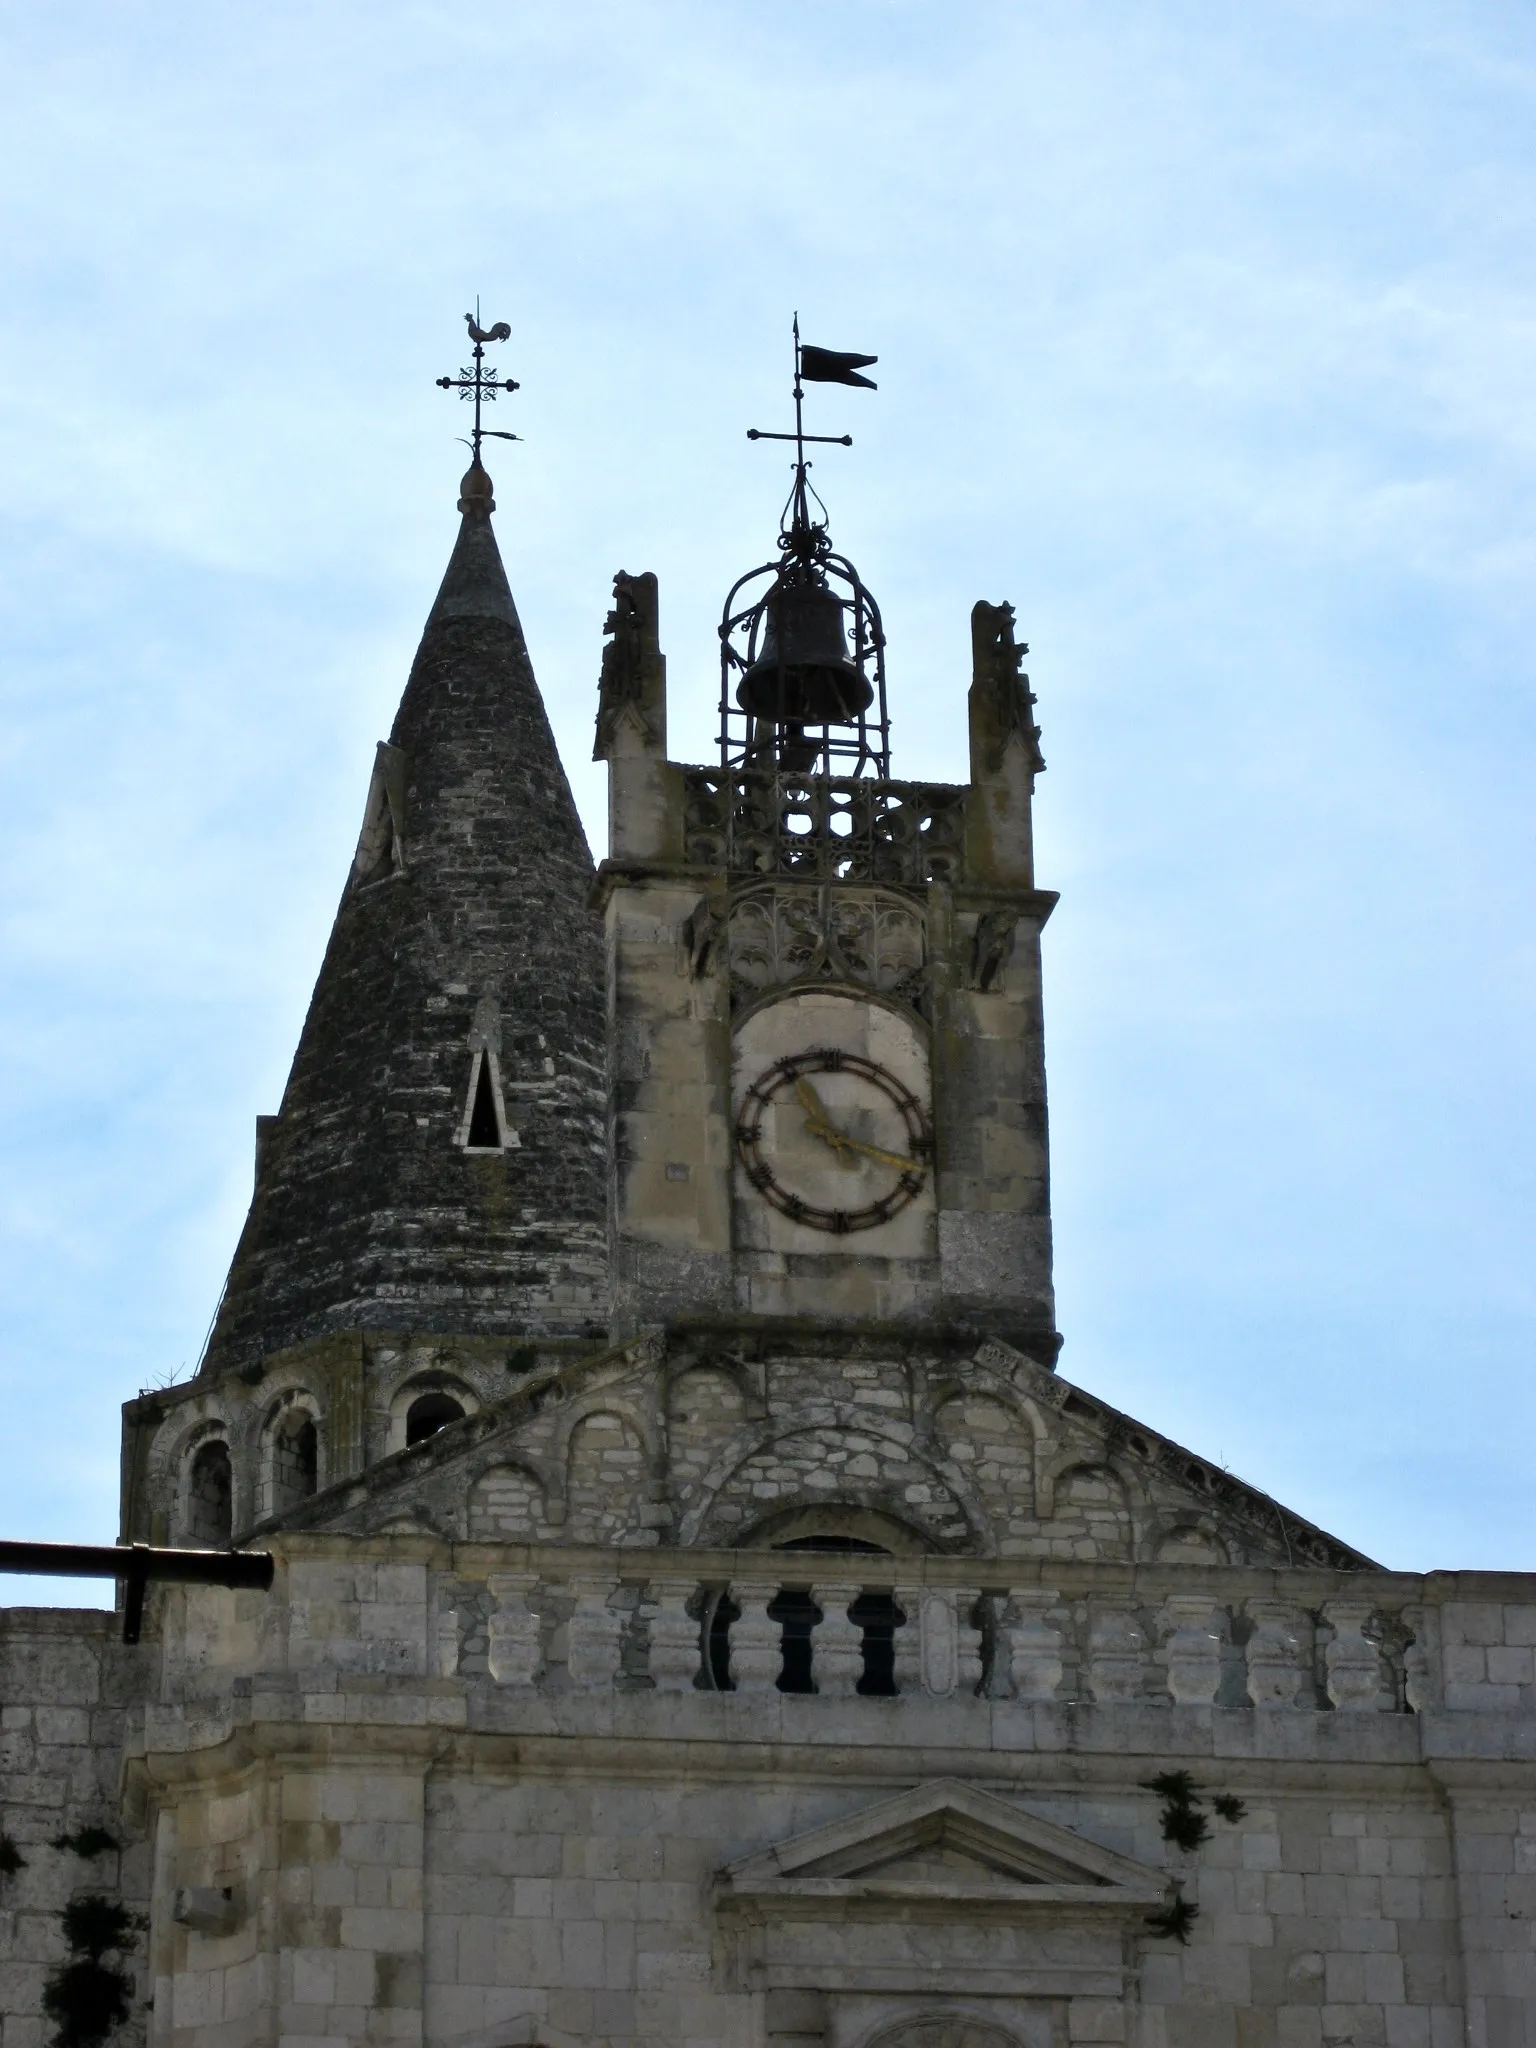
[2,2,1533,1604]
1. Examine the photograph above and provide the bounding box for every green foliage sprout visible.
[42,1893,144,2048]
[51,1829,121,1859]
[1145,1889,1200,1945]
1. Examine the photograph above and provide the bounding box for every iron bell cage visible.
[719,509,890,780]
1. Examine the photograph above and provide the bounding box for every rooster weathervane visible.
[436,302,520,464]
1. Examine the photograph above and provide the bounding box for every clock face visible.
[735,1047,933,1234]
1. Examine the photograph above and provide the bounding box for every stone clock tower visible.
[7,328,1530,2048]
[596,459,1056,1351]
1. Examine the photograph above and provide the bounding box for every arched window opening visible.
[406,1391,466,1446]
[271,1412,318,1512]
[187,1441,232,1547]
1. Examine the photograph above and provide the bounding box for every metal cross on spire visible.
[436,302,521,464]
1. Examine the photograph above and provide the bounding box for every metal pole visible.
[0,1540,275,1644]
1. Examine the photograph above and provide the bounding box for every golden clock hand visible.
[839,1134,923,1174]
[793,1080,920,1176]
[795,1077,830,1122]
[796,1078,861,1171]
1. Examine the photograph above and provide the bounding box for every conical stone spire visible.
[200,461,607,1376]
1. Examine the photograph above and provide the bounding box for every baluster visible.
[957,1591,984,1696]
[648,1582,704,1693]
[810,1583,864,1696]
[1086,1607,1147,1703]
[1003,1588,1064,1702]
[487,1573,542,1687]
[727,1580,784,1693]
[566,1578,625,1688]
[893,1585,922,1696]
[1244,1598,1303,1708]
[1158,1594,1223,1706]
[1323,1600,1384,1711]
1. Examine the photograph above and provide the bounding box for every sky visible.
[2,1,1533,1606]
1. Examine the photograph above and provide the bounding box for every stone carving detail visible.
[680,896,726,980]
[916,1587,983,1698]
[683,767,967,885]
[970,909,1019,991]
[1158,1594,1223,1706]
[970,599,1045,780]
[728,884,926,1009]
[594,570,662,757]
[1323,1600,1385,1711]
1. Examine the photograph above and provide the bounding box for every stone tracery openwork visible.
[728,883,927,1011]
[684,767,967,885]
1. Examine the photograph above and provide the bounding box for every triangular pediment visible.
[717,1779,1166,1914]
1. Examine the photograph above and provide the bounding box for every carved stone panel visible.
[729,885,926,1011]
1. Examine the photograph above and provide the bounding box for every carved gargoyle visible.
[594,570,662,759]
[970,600,1045,780]
[680,895,726,980]
[970,908,1018,991]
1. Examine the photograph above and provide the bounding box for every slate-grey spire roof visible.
[200,460,608,1377]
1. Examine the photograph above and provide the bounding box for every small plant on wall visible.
[42,1895,143,2048]
[1140,1771,1249,1945]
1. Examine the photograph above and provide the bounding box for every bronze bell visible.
[737,580,874,729]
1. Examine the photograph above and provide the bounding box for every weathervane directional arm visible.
[747,430,851,446]
[744,311,877,460]
[435,303,521,463]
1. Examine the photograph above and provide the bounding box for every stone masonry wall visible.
[0,1609,151,2048]
[78,1536,1536,2048]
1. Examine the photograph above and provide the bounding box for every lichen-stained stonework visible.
[200,464,609,1382]
[6,492,1536,2048]
[16,1540,1532,2048]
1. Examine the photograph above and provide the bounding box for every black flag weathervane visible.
[747,313,878,475]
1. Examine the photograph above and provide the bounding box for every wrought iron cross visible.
[436,302,521,463]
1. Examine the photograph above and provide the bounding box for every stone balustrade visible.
[147,1536,1536,1723]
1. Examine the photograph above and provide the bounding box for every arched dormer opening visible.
[269,1411,318,1514]
[185,1438,232,1547]
[407,1391,467,1446]
[385,1371,481,1455]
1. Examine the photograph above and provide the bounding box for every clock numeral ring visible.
[735,1046,932,1234]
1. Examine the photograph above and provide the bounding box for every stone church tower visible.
[3,375,1536,2048]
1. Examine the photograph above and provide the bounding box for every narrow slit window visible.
[465,1052,503,1149]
